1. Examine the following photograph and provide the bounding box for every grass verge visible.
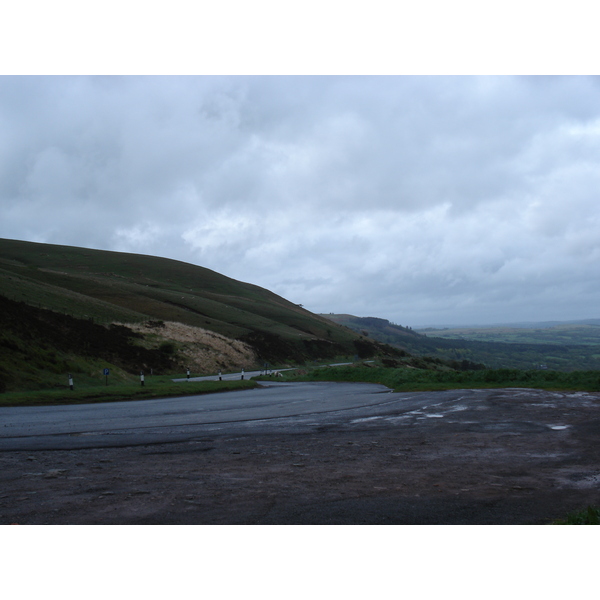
[0,378,258,407]
[269,364,600,392]
[553,506,600,525]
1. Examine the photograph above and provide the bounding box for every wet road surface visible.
[0,382,398,450]
[0,382,580,451]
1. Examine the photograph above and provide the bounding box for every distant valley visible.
[321,314,600,372]
[416,322,600,346]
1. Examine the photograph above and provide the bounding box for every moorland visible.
[0,238,398,395]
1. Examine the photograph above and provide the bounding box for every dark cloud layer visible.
[1,75,600,325]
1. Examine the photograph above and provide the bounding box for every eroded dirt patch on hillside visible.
[118,320,257,374]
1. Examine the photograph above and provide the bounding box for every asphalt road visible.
[173,369,291,382]
[0,380,478,451]
[172,364,354,382]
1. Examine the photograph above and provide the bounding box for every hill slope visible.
[0,239,395,391]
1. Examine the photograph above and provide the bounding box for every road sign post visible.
[103,368,110,386]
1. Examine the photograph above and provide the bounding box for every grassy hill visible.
[0,238,396,392]
[322,314,600,371]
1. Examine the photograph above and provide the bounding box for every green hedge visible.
[280,365,600,392]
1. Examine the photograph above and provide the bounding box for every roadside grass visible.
[0,378,258,407]
[272,364,600,392]
[553,506,600,525]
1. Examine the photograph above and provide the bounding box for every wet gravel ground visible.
[1,387,600,524]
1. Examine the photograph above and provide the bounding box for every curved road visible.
[0,381,479,451]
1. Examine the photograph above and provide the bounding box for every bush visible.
[554,506,600,525]
[158,341,176,356]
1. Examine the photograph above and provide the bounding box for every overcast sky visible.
[1,75,600,326]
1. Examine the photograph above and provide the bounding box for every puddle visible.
[549,425,570,430]
[384,416,412,423]
[350,416,383,424]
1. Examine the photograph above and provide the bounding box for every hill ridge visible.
[0,238,399,391]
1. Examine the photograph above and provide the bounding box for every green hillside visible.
[0,239,396,392]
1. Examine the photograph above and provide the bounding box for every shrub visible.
[158,341,176,356]
[554,506,600,525]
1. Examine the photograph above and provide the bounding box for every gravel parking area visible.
[1,388,599,524]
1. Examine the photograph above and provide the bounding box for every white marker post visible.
[140,371,145,386]
[68,373,74,391]
[187,368,190,381]
[218,370,222,381]
[241,369,244,380]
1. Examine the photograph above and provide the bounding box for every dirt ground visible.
[1,388,600,525]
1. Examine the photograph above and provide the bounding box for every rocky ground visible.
[1,388,599,525]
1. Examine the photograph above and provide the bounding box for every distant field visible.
[417,323,600,346]
[323,314,600,371]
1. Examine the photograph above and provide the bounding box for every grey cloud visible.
[1,75,600,325]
